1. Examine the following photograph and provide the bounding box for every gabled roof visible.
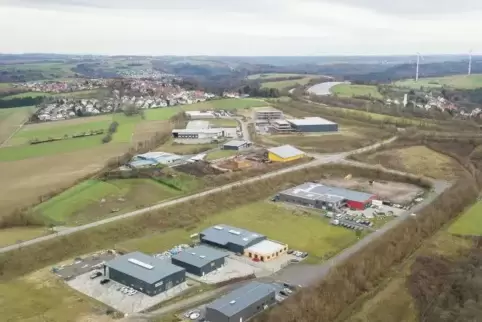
[268,145,305,159]
[280,182,376,203]
[207,281,275,317]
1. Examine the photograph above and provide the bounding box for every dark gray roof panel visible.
[200,224,266,248]
[207,281,276,317]
[280,182,376,203]
[106,251,185,284]
[171,245,228,268]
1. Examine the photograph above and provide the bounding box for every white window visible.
[155,281,164,287]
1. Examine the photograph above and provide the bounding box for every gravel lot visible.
[54,251,115,279]
[67,272,196,314]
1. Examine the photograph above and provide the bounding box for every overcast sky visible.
[0,0,480,56]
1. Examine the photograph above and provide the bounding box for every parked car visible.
[300,252,308,258]
[287,249,294,254]
[284,288,293,294]
[90,271,102,279]
[290,259,300,263]
[100,279,110,285]
[279,290,289,297]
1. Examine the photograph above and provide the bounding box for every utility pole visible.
[415,53,420,82]
[468,49,473,75]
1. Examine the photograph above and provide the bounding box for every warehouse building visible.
[245,239,288,262]
[278,182,376,210]
[253,108,284,123]
[205,281,276,322]
[172,128,225,139]
[287,117,338,133]
[267,145,305,162]
[200,225,266,254]
[171,245,228,276]
[129,152,184,168]
[223,140,251,151]
[186,111,216,119]
[104,252,186,296]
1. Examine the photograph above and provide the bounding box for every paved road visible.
[307,81,351,96]
[0,137,396,254]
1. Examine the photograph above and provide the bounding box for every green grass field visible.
[119,201,359,262]
[393,74,482,90]
[206,149,239,160]
[248,73,317,80]
[156,138,218,155]
[1,91,52,100]
[261,77,315,90]
[0,135,103,162]
[8,119,111,146]
[0,82,13,89]
[448,201,482,235]
[34,177,200,225]
[331,84,383,99]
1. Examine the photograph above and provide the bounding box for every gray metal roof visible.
[106,252,185,284]
[268,145,305,159]
[186,120,210,130]
[200,224,266,248]
[224,140,250,147]
[207,281,276,317]
[280,182,376,203]
[171,245,228,268]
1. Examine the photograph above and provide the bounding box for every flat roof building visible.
[245,239,288,262]
[105,252,186,296]
[205,281,276,322]
[272,119,292,132]
[278,182,376,210]
[200,225,266,254]
[172,128,225,139]
[171,245,229,276]
[186,120,211,130]
[287,117,338,133]
[186,111,215,119]
[129,152,184,168]
[267,145,305,162]
[223,140,251,151]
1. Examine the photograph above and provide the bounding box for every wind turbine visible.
[415,52,422,82]
[468,49,473,75]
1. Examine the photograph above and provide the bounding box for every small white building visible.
[186,111,216,119]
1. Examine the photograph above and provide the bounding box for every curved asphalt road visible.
[0,137,397,254]
[307,81,351,96]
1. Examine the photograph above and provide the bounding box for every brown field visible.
[155,138,217,155]
[355,145,464,179]
[261,127,391,153]
[132,119,169,144]
[0,143,128,214]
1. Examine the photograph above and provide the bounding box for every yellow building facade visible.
[244,240,288,262]
[267,144,305,162]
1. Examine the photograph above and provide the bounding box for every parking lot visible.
[52,251,116,279]
[187,257,261,284]
[67,272,198,314]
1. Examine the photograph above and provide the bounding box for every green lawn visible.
[0,82,13,89]
[34,177,200,225]
[118,201,359,262]
[1,91,52,100]
[206,149,239,160]
[448,201,482,235]
[9,120,111,146]
[331,84,383,99]
[393,74,482,90]
[0,227,51,247]
[248,73,317,80]
[261,77,314,90]
[0,135,103,161]
[145,108,183,121]
[112,114,143,143]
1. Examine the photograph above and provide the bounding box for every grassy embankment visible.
[331,84,383,99]
[393,74,482,90]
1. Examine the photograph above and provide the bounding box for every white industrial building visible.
[253,108,284,123]
[186,111,216,119]
[271,119,292,132]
